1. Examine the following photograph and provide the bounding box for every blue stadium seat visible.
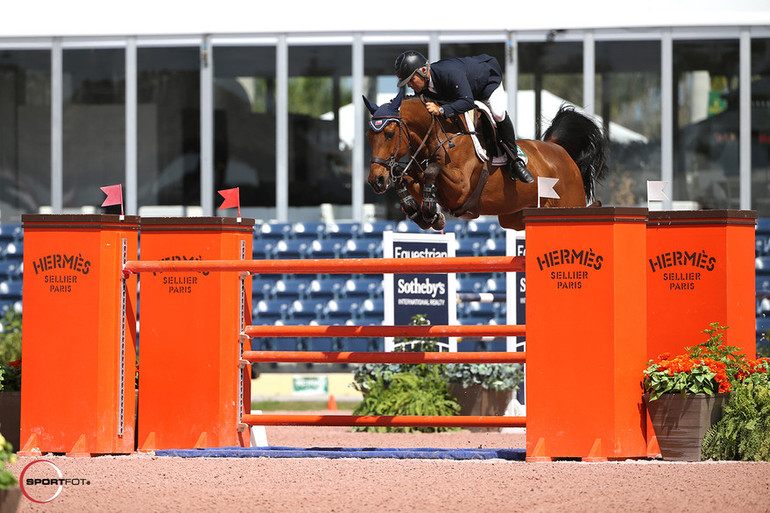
[395,220,422,233]
[455,236,488,256]
[327,222,363,239]
[1,242,23,259]
[273,277,312,298]
[478,238,505,256]
[362,221,396,235]
[342,338,373,352]
[292,222,327,240]
[756,218,770,234]
[465,301,496,321]
[756,256,770,274]
[757,297,770,316]
[252,276,281,298]
[253,239,276,259]
[757,275,770,293]
[310,337,336,352]
[484,277,507,293]
[253,299,289,323]
[756,316,770,339]
[344,277,382,297]
[289,298,326,320]
[0,299,20,314]
[756,234,770,257]
[323,298,362,321]
[256,222,292,240]
[272,239,310,259]
[0,280,23,300]
[340,239,378,258]
[305,239,342,259]
[0,224,22,242]
[0,260,22,281]
[305,277,347,298]
[485,339,507,351]
[359,297,384,318]
[456,276,483,293]
[467,220,504,239]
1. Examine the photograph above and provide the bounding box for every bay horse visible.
[364,93,608,231]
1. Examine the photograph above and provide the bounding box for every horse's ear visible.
[362,95,379,115]
[391,90,403,109]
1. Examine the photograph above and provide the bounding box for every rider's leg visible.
[485,85,534,184]
[496,115,534,183]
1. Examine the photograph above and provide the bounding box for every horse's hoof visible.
[431,212,446,231]
[412,216,433,230]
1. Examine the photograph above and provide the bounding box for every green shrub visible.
[0,311,21,363]
[701,369,770,461]
[352,368,460,433]
[443,362,523,391]
[0,311,22,392]
[351,314,460,432]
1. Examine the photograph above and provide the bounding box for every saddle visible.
[463,102,528,167]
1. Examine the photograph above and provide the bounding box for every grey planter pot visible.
[644,392,729,461]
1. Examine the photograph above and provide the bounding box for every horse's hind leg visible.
[498,211,525,231]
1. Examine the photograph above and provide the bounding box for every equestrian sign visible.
[383,231,457,351]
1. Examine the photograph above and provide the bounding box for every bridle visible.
[369,115,434,182]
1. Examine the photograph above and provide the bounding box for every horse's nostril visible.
[377,176,385,186]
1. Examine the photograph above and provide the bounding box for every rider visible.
[395,50,534,184]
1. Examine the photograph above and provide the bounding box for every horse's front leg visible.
[396,178,433,230]
[420,162,445,231]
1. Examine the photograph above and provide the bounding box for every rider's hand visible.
[425,102,442,116]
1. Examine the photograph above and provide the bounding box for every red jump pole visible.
[243,351,527,364]
[124,255,525,275]
[241,414,526,428]
[243,324,525,338]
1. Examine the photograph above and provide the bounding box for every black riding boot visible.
[497,115,534,183]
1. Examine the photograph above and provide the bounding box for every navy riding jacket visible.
[422,54,503,118]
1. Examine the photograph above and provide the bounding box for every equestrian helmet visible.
[395,51,429,87]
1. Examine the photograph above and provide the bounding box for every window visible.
[0,50,51,221]
[63,48,125,211]
[595,40,661,206]
[288,45,352,208]
[137,46,200,208]
[518,40,583,139]
[674,39,740,209]
[213,45,276,210]
[751,38,770,216]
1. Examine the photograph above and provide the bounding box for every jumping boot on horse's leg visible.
[497,115,534,184]
[420,182,438,222]
[397,183,432,230]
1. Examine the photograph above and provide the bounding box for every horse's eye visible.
[384,131,395,140]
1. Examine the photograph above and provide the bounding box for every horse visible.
[364,92,608,231]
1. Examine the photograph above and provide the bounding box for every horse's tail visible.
[542,105,608,203]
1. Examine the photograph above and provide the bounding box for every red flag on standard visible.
[100,184,124,214]
[218,187,241,217]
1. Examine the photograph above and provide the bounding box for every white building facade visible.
[1,0,769,222]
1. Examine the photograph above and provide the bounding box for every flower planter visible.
[0,487,21,513]
[0,392,20,453]
[644,393,729,461]
[449,384,513,432]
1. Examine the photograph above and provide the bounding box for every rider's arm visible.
[430,62,475,118]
